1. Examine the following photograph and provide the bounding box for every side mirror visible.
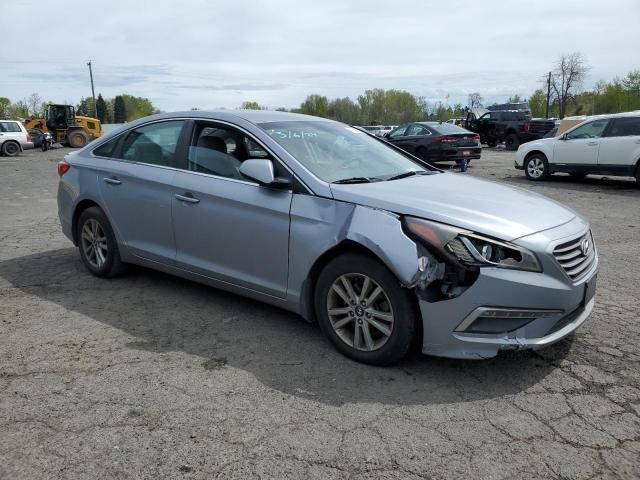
[239,159,291,189]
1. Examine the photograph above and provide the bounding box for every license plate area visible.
[463,150,471,156]
[584,274,597,305]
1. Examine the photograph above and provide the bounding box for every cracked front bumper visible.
[416,219,597,359]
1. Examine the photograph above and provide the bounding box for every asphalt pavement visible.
[1,147,639,479]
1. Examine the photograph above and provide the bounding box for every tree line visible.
[0,93,157,124]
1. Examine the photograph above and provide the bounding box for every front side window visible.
[608,117,640,137]
[120,120,184,166]
[479,113,492,121]
[259,121,431,183]
[565,120,609,140]
[185,122,273,180]
[388,125,407,138]
[0,122,22,133]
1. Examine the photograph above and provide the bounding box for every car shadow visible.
[0,248,574,407]
[503,173,639,194]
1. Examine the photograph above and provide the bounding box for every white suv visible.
[515,111,640,185]
[0,120,34,156]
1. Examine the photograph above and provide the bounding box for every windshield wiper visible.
[386,170,429,181]
[332,177,378,184]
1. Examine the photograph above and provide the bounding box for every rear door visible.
[552,119,609,167]
[597,116,640,172]
[97,120,186,263]
[170,120,293,298]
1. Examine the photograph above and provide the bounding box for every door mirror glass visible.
[239,159,276,185]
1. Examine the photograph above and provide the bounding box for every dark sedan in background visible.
[384,122,481,164]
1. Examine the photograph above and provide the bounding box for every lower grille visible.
[553,232,596,281]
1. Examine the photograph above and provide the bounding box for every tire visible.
[2,141,20,156]
[486,140,498,148]
[67,130,88,148]
[314,253,417,366]
[635,165,640,187]
[504,134,520,151]
[524,153,549,181]
[77,207,125,278]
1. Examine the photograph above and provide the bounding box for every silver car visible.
[57,110,598,365]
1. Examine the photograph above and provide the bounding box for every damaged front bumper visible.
[414,217,598,359]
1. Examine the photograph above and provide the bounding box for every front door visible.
[553,119,609,167]
[171,121,292,298]
[98,119,186,263]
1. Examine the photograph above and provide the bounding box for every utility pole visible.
[87,60,97,118]
[545,71,551,119]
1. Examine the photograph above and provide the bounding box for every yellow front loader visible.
[24,104,103,148]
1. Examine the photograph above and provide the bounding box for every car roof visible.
[124,109,334,127]
[564,110,640,121]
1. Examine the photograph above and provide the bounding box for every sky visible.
[1,0,639,112]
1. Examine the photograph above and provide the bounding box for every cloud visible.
[1,0,638,110]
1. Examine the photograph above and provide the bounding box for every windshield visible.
[258,121,431,183]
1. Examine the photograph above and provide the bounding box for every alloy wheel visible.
[326,273,395,351]
[80,218,108,269]
[527,157,545,179]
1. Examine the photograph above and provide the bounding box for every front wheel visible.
[2,141,20,156]
[68,130,88,148]
[524,154,549,181]
[315,253,417,366]
[77,207,125,277]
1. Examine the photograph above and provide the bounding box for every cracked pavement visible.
[1,147,639,479]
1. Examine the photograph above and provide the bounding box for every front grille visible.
[553,232,596,281]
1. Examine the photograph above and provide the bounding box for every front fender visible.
[287,195,421,317]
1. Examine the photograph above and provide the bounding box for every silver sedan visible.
[57,110,597,365]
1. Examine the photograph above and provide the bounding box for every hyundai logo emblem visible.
[580,238,591,256]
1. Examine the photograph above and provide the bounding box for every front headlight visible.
[404,217,541,272]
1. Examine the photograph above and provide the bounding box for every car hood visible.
[522,137,557,149]
[329,172,576,241]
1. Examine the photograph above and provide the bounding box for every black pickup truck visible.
[464,110,555,150]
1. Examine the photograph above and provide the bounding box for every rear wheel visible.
[635,165,640,187]
[2,141,20,156]
[315,253,417,366]
[486,140,498,148]
[77,207,125,278]
[67,130,88,148]
[524,153,549,181]
[505,134,520,151]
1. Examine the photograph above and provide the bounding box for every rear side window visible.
[120,121,184,166]
[0,122,22,133]
[92,134,122,158]
[608,117,640,137]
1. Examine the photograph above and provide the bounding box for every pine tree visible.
[114,95,126,123]
[96,94,108,123]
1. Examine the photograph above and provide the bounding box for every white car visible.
[0,120,34,156]
[515,111,640,185]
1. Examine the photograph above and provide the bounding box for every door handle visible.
[587,141,599,146]
[103,177,122,185]
[174,193,200,204]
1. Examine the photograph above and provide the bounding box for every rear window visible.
[0,122,23,133]
[609,117,640,137]
[429,123,472,135]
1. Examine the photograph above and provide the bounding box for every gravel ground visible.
[1,146,639,479]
